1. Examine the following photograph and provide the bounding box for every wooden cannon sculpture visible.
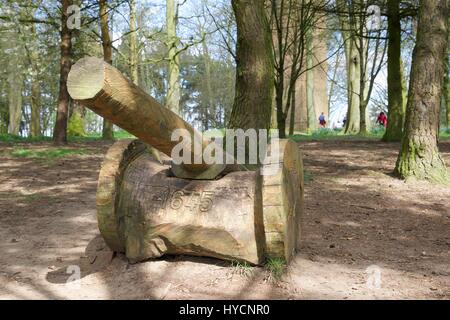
[67,57,304,265]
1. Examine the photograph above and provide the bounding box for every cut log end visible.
[68,56,105,100]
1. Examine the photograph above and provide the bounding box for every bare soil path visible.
[1,139,449,299]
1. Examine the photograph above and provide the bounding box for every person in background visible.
[377,112,388,128]
[319,112,327,128]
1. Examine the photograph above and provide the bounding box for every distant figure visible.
[377,112,388,128]
[319,112,327,128]
[342,116,347,127]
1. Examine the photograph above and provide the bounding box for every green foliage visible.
[441,127,450,139]
[265,257,286,280]
[230,260,253,277]
[67,112,86,137]
[10,148,88,159]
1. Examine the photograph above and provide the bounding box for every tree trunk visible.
[394,0,449,183]
[446,13,450,128]
[289,85,296,135]
[7,69,23,136]
[228,0,274,133]
[383,0,404,142]
[202,35,215,130]
[306,29,316,132]
[166,0,181,115]
[129,0,139,85]
[447,65,450,127]
[29,24,41,137]
[30,78,41,137]
[336,0,361,134]
[99,0,114,140]
[53,0,73,145]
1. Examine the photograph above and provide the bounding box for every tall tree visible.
[53,0,73,144]
[228,0,274,132]
[305,28,316,132]
[383,0,404,142]
[446,12,450,128]
[336,0,361,134]
[395,0,449,183]
[270,0,319,138]
[99,0,114,140]
[166,0,181,114]
[129,0,139,85]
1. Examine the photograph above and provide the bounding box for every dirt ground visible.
[0,139,449,300]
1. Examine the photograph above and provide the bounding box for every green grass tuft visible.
[265,257,286,281]
[230,260,253,277]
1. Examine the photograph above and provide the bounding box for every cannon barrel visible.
[67,56,225,179]
[68,57,304,265]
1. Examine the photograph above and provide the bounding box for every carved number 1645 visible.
[169,190,214,213]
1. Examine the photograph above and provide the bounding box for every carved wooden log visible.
[97,139,303,265]
[67,56,226,180]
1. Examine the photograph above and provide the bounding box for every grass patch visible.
[23,193,42,203]
[0,134,52,143]
[1,130,135,144]
[10,148,88,159]
[265,257,286,281]
[290,127,386,142]
[441,127,450,140]
[230,260,253,277]
[290,127,450,141]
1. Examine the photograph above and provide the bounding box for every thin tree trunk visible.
[29,23,41,137]
[306,30,316,131]
[445,62,450,128]
[228,0,274,132]
[30,78,41,137]
[53,0,73,145]
[358,19,367,135]
[276,83,286,137]
[202,36,214,130]
[383,0,404,142]
[99,0,114,140]
[166,0,181,114]
[446,13,450,128]
[289,85,296,135]
[394,0,449,183]
[129,0,139,85]
[337,0,361,134]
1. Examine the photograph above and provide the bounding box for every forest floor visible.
[1,138,450,299]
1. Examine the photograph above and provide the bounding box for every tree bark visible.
[306,29,316,132]
[129,0,139,85]
[228,0,274,133]
[446,13,450,128]
[394,0,449,183]
[99,0,114,140]
[383,0,404,142]
[336,0,361,134]
[7,68,23,136]
[166,0,181,115]
[53,0,73,145]
[29,23,41,137]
